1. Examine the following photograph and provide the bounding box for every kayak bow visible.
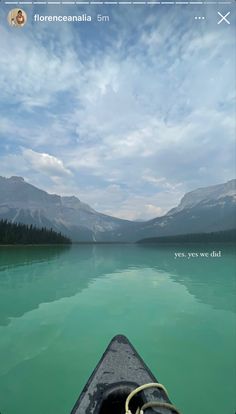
[71,334,179,414]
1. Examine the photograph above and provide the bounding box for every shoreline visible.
[0,241,234,247]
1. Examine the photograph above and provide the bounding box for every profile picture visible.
[8,9,27,27]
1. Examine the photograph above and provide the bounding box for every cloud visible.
[0,15,84,110]
[0,5,235,220]
[22,149,72,178]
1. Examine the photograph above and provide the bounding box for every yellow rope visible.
[125,382,181,414]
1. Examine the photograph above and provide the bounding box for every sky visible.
[0,3,235,220]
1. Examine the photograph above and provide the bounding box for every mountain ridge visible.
[0,176,235,242]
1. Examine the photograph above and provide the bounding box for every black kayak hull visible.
[71,334,172,414]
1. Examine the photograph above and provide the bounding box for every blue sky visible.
[0,4,235,220]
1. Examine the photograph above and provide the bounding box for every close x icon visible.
[217,11,231,24]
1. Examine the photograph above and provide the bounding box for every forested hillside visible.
[137,229,236,244]
[0,220,71,244]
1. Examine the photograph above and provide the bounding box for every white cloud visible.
[0,15,84,110]
[102,194,167,221]
[0,5,235,220]
[143,204,163,218]
[22,149,72,177]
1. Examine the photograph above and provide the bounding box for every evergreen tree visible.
[138,229,236,244]
[0,220,71,244]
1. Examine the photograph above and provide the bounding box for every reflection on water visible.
[0,244,235,414]
[0,245,71,271]
[138,244,236,313]
[0,244,235,326]
[0,246,71,325]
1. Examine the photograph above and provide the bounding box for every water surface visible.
[0,244,235,414]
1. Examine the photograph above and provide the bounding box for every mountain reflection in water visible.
[0,244,234,327]
[0,244,235,414]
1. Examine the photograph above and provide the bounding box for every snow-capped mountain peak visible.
[167,179,236,215]
[0,176,235,241]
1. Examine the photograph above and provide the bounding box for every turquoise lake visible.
[0,244,235,414]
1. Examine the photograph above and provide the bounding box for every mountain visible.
[167,179,236,216]
[0,176,139,242]
[0,176,235,242]
[134,179,236,240]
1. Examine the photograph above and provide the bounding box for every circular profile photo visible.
[8,9,27,28]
